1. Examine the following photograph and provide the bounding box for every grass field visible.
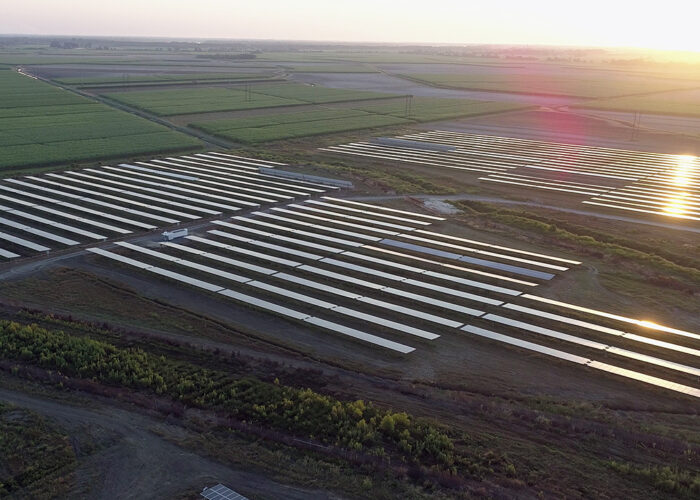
[573,89,700,117]
[351,97,529,121]
[188,97,526,143]
[192,108,410,143]
[287,65,377,73]
[251,82,400,103]
[399,73,699,98]
[0,401,76,497]
[55,72,273,86]
[103,83,399,116]
[0,69,202,173]
[103,87,302,115]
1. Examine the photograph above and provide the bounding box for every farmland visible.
[190,100,527,143]
[398,73,699,98]
[192,109,410,143]
[0,69,201,174]
[1,38,700,500]
[351,97,528,122]
[56,72,274,87]
[574,88,700,117]
[103,83,401,116]
[102,87,302,115]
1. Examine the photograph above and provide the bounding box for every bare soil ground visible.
[0,383,341,500]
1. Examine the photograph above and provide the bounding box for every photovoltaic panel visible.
[0,192,137,233]
[356,296,464,328]
[274,272,364,299]
[0,231,50,252]
[44,173,203,219]
[200,483,249,500]
[254,212,382,242]
[521,294,700,341]
[0,248,19,258]
[461,324,591,364]
[195,232,318,261]
[413,229,581,265]
[162,242,276,276]
[399,233,569,271]
[123,163,200,180]
[363,245,538,286]
[381,239,556,280]
[330,306,440,340]
[319,197,442,223]
[217,289,311,320]
[186,235,302,267]
[302,316,415,353]
[382,286,485,317]
[233,216,365,247]
[0,217,79,246]
[586,361,700,398]
[77,169,239,212]
[211,222,344,254]
[272,207,399,236]
[2,181,170,226]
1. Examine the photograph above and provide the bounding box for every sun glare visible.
[672,155,696,187]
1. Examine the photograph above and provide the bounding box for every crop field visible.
[399,73,699,98]
[574,88,700,117]
[103,83,401,116]
[351,97,529,122]
[192,109,410,143]
[287,65,378,73]
[102,87,301,116]
[250,83,399,103]
[55,72,274,86]
[0,70,201,174]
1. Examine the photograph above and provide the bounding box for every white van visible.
[162,228,188,241]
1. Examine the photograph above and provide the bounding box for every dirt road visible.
[0,387,342,500]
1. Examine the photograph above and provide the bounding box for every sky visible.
[2,0,699,52]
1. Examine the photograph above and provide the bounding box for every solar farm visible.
[2,38,700,500]
[2,148,696,399]
[323,130,700,226]
[0,152,329,259]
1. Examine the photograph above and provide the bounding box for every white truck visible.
[162,228,188,241]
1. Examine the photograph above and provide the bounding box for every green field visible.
[103,87,304,115]
[251,82,400,103]
[192,108,410,143]
[574,90,700,117]
[351,97,529,121]
[0,70,201,173]
[189,97,527,143]
[56,72,272,86]
[104,83,399,116]
[287,65,377,73]
[399,73,699,98]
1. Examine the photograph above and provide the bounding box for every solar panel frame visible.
[0,217,79,246]
[331,306,440,340]
[0,231,50,252]
[302,316,415,353]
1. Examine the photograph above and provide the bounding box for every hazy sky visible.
[3,0,699,51]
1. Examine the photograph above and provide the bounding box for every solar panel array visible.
[200,483,248,500]
[88,196,699,399]
[0,152,330,260]
[322,131,700,225]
